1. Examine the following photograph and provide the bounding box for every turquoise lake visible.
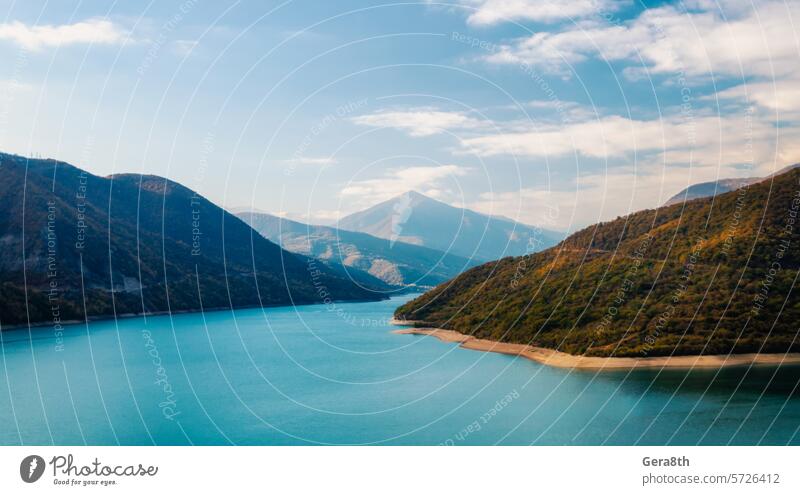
[1,294,798,445]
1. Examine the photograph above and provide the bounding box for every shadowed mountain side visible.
[238,211,480,288]
[0,152,384,327]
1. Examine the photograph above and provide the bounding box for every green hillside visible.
[396,168,800,357]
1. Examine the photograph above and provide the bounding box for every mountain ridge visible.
[338,190,562,261]
[238,211,479,288]
[396,166,800,358]
[664,163,800,206]
[0,152,384,328]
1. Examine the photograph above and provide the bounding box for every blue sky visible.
[0,0,797,230]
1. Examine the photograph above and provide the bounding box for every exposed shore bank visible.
[392,327,800,370]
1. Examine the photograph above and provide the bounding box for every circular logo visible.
[20,455,45,483]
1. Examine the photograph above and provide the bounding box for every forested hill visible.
[396,167,800,358]
[0,152,384,327]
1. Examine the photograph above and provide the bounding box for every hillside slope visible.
[396,168,800,357]
[239,211,478,288]
[338,191,562,261]
[0,152,384,327]
[664,163,800,206]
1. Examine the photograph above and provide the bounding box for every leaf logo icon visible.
[20,455,45,483]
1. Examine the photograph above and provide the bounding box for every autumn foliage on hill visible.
[396,168,800,357]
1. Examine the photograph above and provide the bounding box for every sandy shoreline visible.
[393,327,800,370]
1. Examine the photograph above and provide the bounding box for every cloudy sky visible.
[0,0,797,231]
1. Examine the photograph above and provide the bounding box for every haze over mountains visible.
[397,166,800,358]
[664,163,800,206]
[7,145,797,344]
[337,191,563,261]
[0,152,383,327]
[239,212,478,288]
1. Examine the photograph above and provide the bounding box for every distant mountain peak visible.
[238,210,478,288]
[338,190,562,261]
[384,190,440,207]
[664,163,800,206]
[397,167,800,358]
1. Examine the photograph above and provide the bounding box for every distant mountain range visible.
[239,212,479,288]
[0,152,384,327]
[397,166,800,358]
[664,163,800,205]
[337,191,563,261]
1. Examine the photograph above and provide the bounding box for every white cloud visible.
[349,102,796,181]
[437,1,800,231]
[458,110,795,171]
[466,109,800,230]
[470,162,755,230]
[459,114,682,158]
[486,21,648,74]
[351,108,483,137]
[0,19,128,51]
[714,79,800,114]
[172,39,198,57]
[520,99,598,122]
[485,1,800,79]
[284,209,344,225]
[0,79,32,92]
[454,0,627,26]
[340,164,468,206]
[287,156,338,166]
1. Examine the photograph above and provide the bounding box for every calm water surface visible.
[1,295,798,445]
